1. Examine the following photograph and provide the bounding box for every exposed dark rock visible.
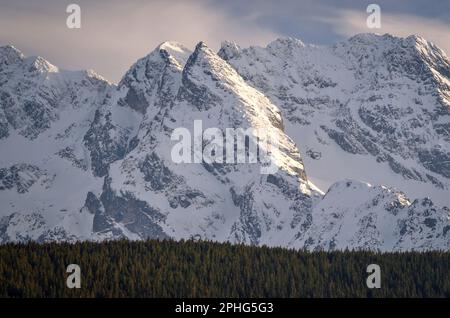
[83,110,129,177]
[124,86,148,114]
[418,148,450,178]
[97,176,168,239]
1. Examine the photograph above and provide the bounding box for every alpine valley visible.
[0,33,449,251]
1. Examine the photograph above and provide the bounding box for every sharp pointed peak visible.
[157,41,192,68]
[119,41,192,87]
[185,41,222,70]
[183,41,219,70]
[24,55,59,73]
[131,41,191,67]
[193,41,213,54]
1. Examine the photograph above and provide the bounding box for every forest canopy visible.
[0,239,449,298]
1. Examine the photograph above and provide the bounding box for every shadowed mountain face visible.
[0,34,449,251]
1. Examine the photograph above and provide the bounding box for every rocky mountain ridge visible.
[0,34,449,251]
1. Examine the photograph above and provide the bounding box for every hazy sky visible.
[1,0,449,82]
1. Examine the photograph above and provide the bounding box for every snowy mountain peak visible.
[184,41,215,69]
[82,69,112,84]
[341,33,449,69]
[119,41,191,90]
[324,179,410,206]
[0,45,24,66]
[223,32,450,207]
[347,32,389,44]
[157,41,191,67]
[0,35,449,251]
[299,178,449,251]
[404,34,439,52]
[218,41,241,61]
[267,37,306,52]
[184,41,230,78]
[0,47,111,140]
[24,56,59,73]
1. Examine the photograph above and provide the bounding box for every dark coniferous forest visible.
[0,240,449,298]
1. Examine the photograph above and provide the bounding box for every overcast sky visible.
[1,0,449,82]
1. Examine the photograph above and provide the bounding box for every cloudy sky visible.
[0,0,449,82]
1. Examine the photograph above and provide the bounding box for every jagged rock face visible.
[219,33,450,207]
[82,42,191,178]
[98,41,317,246]
[0,212,79,243]
[81,177,168,240]
[0,36,449,251]
[0,46,110,140]
[83,108,130,177]
[0,164,52,193]
[119,42,190,115]
[0,45,112,244]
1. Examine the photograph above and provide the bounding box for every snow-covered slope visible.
[220,34,450,207]
[0,45,111,242]
[0,35,449,251]
[85,41,319,246]
[294,180,449,251]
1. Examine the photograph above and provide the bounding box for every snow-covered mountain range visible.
[0,34,449,251]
